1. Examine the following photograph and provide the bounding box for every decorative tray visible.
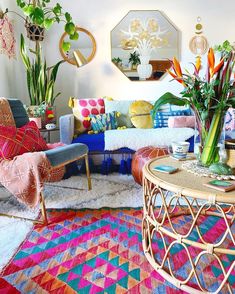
[181,160,235,180]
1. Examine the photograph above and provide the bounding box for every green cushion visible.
[104,100,134,128]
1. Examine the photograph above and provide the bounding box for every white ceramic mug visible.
[169,141,190,159]
[45,123,56,130]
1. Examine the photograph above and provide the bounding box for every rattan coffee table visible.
[142,156,235,294]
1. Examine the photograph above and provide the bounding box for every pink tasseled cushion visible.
[168,116,195,128]
[0,121,48,159]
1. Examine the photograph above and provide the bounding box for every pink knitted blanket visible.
[0,152,65,208]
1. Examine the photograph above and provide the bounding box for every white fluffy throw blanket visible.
[105,128,195,151]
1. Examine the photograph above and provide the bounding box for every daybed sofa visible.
[59,98,196,174]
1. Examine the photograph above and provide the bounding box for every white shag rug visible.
[0,173,143,271]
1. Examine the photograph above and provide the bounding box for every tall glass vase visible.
[193,111,209,162]
[195,110,226,167]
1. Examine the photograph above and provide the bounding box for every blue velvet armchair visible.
[0,99,91,225]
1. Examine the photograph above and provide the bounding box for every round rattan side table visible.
[142,156,235,294]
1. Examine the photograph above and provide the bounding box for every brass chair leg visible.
[0,191,48,225]
[85,154,92,190]
[40,191,48,225]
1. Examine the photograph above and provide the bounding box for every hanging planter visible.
[25,21,44,41]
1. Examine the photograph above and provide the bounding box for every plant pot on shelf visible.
[137,63,152,80]
[137,55,152,80]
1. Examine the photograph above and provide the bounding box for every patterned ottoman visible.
[132,146,168,185]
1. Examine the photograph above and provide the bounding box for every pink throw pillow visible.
[0,121,48,159]
[168,116,195,128]
[71,98,105,134]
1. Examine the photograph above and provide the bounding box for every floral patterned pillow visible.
[69,97,105,134]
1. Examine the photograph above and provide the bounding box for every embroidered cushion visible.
[153,108,191,128]
[0,121,48,159]
[129,100,153,129]
[89,111,118,133]
[69,97,105,134]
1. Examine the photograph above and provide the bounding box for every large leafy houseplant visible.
[152,45,235,166]
[3,0,77,50]
[1,0,78,108]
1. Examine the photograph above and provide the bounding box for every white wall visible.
[1,0,235,119]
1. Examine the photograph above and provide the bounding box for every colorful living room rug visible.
[0,208,234,293]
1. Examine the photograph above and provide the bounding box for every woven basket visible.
[25,22,44,41]
[225,139,235,168]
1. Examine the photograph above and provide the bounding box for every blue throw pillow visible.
[89,111,118,133]
[153,108,191,128]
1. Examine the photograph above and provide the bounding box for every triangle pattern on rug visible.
[1,207,234,293]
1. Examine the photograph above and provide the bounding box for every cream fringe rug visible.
[0,174,142,270]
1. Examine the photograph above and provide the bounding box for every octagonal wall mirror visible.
[59,27,96,67]
[111,10,179,81]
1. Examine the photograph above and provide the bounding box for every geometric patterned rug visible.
[0,208,234,293]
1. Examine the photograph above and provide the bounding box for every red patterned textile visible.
[0,121,48,159]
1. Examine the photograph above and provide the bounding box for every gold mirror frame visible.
[59,27,96,66]
[111,10,179,81]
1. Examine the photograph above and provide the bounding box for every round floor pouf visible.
[132,146,168,185]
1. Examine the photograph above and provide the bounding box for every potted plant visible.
[1,0,77,123]
[20,34,63,106]
[112,57,122,68]
[2,0,77,50]
[25,102,46,129]
[128,51,140,70]
[151,43,235,167]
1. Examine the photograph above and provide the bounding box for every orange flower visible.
[207,47,224,77]
[166,69,186,87]
[207,48,215,74]
[172,57,183,77]
[195,56,201,74]
[212,59,224,76]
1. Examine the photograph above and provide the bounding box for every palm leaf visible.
[151,92,189,119]
[20,34,31,70]
[45,80,54,105]
[50,60,64,82]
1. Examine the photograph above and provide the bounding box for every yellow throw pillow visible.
[129,100,153,128]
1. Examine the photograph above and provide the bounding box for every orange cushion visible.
[0,121,48,159]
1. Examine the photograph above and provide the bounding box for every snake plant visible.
[20,34,64,106]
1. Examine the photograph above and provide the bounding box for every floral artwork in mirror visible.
[59,27,96,67]
[111,10,179,81]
